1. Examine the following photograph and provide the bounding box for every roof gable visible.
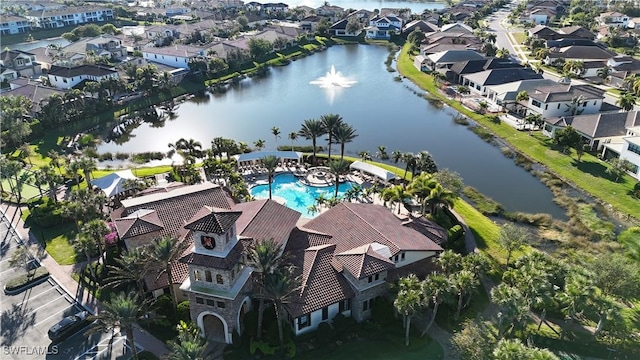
[184,206,242,234]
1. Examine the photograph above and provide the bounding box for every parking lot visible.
[1,215,134,360]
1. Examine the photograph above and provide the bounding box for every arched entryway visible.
[197,311,231,344]
[236,296,252,336]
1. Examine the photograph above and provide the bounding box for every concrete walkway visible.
[0,203,170,359]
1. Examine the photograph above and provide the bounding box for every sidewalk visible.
[0,202,169,359]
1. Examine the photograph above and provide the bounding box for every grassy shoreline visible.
[395,44,640,222]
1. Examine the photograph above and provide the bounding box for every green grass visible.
[0,19,140,45]
[22,208,79,265]
[435,286,490,333]
[397,45,640,221]
[512,32,527,44]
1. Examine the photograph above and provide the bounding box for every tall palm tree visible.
[556,272,595,339]
[376,146,389,160]
[66,158,83,188]
[381,185,411,214]
[91,292,145,359]
[597,65,612,83]
[288,132,298,151]
[247,238,284,340]
[425,183,456,216]
[421,273,450,335]
[34,165,63,203]
[105,247,150,299]
[491,283,528,338]
[263,266,301,347]
[407,173,437,215]
[81,219,110,266]
[617,92,637,111]
[261,155,279,200]
[515,90,529,114]
[77,156,97,186]
[450,269,478,321]
[565,95,585,116]
[328,159,349,197]
[167,321,209,360]
[299,119,326,165]
[147,236,190,307]
[391,150,403,164]
[253,139,266,151]
[271,126,281,150]
[320,113,343,159]
[437,249,462,276]
[400,152,416,180]
[332,123,358,160]
[72,234,98,280]
[496,48,510,59]
[394,274,422,347]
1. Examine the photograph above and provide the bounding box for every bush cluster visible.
[5,267,49,292]
[29,197,68,227]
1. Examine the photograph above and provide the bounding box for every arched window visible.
[194,270,202,281]
[205,270,212,282]
[216,274,224,284]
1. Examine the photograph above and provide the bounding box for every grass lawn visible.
[1,19,140,45]
[512,32,527,44]
[396,45,640,221]
[296,336,443,360]
[22,208,79,265]
[435,284,490,333]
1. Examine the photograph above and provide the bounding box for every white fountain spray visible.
[309,65,357,104]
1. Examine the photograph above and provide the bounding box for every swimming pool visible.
[250,173,354,217]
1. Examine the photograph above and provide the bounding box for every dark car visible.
[48,310,92,343]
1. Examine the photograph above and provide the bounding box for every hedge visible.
[4,267,49,294]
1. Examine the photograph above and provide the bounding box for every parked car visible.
[48,310,92,343]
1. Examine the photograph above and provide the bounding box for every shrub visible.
[153,294,175,322]
[372,298,395,325]
[250,339,276,356]
[5,267,49,292]
[242,310,258,340]
[115,152,130,160]
[29,197,67,227]
[316,321,333,345]
[634,182,640,199]
[331,313,356,338]
[177,300,190,322]
[98,152,114,161]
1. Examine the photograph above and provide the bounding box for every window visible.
[297,314,310,329]
[205,270,212,282]
[322,306,329,320]
[206,299,215,306]
[367,276,373,283]
[216,274,224,284]
[629,143,640,156]
[231,268,235,280]
[217,301,226,308]
[583,102,587,107]
[196,297,204,304]
[339,299,352,312]
[201,235,215,250]
[557,103,561,109]
[194,270,202,281]
[545,104,548,110]
[394,255,399,262]
[375,273,380,281]
[401,253,405,261]
[363,300,369,311]
[531,99,541,108]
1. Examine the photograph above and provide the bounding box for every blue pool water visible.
[250,173,354,217]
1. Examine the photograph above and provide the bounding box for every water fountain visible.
[309,65,357,104]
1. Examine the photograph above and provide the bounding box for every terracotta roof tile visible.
[335,244,395,279]
[401,216,448,246]
[114,209,164,239]
[179,240,244,270]
[184,206,242,234]
[234,200,300,246]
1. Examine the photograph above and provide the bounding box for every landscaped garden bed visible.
[4,267,50,295]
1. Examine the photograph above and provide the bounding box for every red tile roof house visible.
[110,182,446,343]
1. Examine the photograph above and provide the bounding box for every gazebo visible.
[90,169,139,198]
[233,151,303,168]
[349,161,397,182]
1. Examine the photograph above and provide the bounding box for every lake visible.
[281,0,445,13]
[97,45,566,218]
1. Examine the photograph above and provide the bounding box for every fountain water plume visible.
[309,65,357,88]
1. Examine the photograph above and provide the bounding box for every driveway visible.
[0,215,133,360]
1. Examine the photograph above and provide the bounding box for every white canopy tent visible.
[91,169,139,197]
[350,161,397,182]
[234,151,303,166]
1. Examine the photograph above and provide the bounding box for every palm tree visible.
[328,159,350,197]
[47,149,64,174]
[299,119,326,165]
[271,126,281,150]
[394,274,422,346]
[450,269,478,320]
[515,90,529,114]
[491,283,528,338]
[320,113,343,159]
[400,152,416,180]
[263,266,301,348]
[261,155,279,200]
[34,165,63,203]
[376,146,389,160]
[391,150,403,164]
[147,236,190,307]
[81,219,110,266]
[288,132,298,151]
[421,273,450,335]
[91,292,145,359]
[72,233,99,280]
[425,183,455,216]
[597,65,612,83]
[167,321,209,360]
[496,48,510,59]
[437,250,462,275]
[556,272,595,339]
[617,92,637,111]
[564,95,585,116]
[66,158,83,188]
[77,156,97,186]
[381,185,411,214]
[247,238,284,340]
[105,247,150,299]
[332,123,358,160]
[407,173,437,215]
[253,139,266,151]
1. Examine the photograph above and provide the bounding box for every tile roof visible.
[546,45,617,60]
[462,68,543,86]
[302,203,444,256]
[234,199,300,246]
[118,182,235,239]
[529,84,604,102]
[184,206,242,234]
[335,244,395,279]
[401,216,449,245]
[114,209,164,239]
[179,239,244,270]
[48,64,117,78]
[287,244,354,318]
[546,111,640,138]
[1,83,64,112]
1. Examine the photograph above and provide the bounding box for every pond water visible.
[97,45,566,218]
[281,0,445,13]
[8,38,71,51]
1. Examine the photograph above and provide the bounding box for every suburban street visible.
[0,212,133,360]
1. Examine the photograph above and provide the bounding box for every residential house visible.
[300,15,323,32]
[414,55,429,72]
[420,11,440,25]
[557,26,596,40]
[145,24,181,45]
[526,0,564,11]
[402,20,439,37]
[26,6,114,28]
[524,84,605,118]
[47,64,118,89]
[142,45,207,69]
[110,183,446,343]
[602,128,640,180]
[1,15,31,35]
[0,49,42,78]
[484,78,559,110]
[426,50,486,71]
[61,34,127,62]
[449,57,523,84]
[544,38,600,49]
[543,111,640,151]
[1,80,65,114]
[440,23,474,34]
[329,19,361,37]
[527,8,556,25]
[316,4,344,22]
[544,46,617,65]
[627,17,640,29]
[0,66,18,83]
[461,68,544,95]
[528,25,560,40]
[364,15,403,40]
[262,3,289,14]
[598,11,630,27]
[421,43,480,56]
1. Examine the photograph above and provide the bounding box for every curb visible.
[3,273,51,295]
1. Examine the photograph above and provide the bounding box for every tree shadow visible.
[572,159,610,179]
[1,303,36,346]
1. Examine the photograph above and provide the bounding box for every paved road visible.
[0,213,133,360]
